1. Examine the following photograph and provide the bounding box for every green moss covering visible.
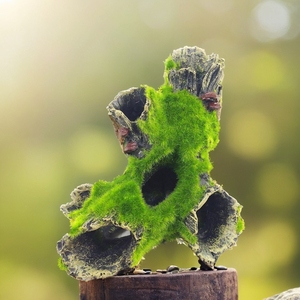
[58,257,68,271]
[236,205,245,234]
[67,57,222,266]
[163,56,180,84]
[164,55,177,71]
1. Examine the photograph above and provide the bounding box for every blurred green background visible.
[1,0,300,299]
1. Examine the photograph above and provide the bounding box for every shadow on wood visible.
[79,268,238,300]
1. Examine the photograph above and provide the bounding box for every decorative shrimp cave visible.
[57,46,244,281]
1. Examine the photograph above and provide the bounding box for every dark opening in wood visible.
[63,224,136,278]
[196,192,232,243]
[113,87,146,121]
[142,166,178,206]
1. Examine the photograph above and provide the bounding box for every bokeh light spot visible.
[250,0,291,41]
[240,50,286,91]
[226,110,277,160]
[215,220,296,277]
[250,51,285,91]
[255,221,296,268]
[257,163,299,209]
[67,126,121,176]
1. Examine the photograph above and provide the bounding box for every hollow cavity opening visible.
[72,224,135,266]
[196,192,231,243]
[115,87,146,121]
[142,166,178,206]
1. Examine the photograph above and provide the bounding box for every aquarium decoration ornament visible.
[57,46,244,281]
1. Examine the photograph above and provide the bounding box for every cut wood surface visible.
[79,268,238,300]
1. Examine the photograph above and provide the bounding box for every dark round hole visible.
[142,167,178,206]
[196,191,233,243]
[72,224,135,267]
[113,87,147,121]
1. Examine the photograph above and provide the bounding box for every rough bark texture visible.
[79,269,238,300]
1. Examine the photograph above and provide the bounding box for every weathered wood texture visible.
[79,268,238,300]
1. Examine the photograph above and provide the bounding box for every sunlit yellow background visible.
[1,0,299,299]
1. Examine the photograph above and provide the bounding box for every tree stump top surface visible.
[79,268,238,300]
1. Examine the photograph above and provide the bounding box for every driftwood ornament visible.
[57,46,244,281]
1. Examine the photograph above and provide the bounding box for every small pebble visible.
[143,268,152,272]
[167,265,179,272]
[156,269,167,274]
[189,267,198,271]
[215,265,227,271]
[133,269,146,275]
